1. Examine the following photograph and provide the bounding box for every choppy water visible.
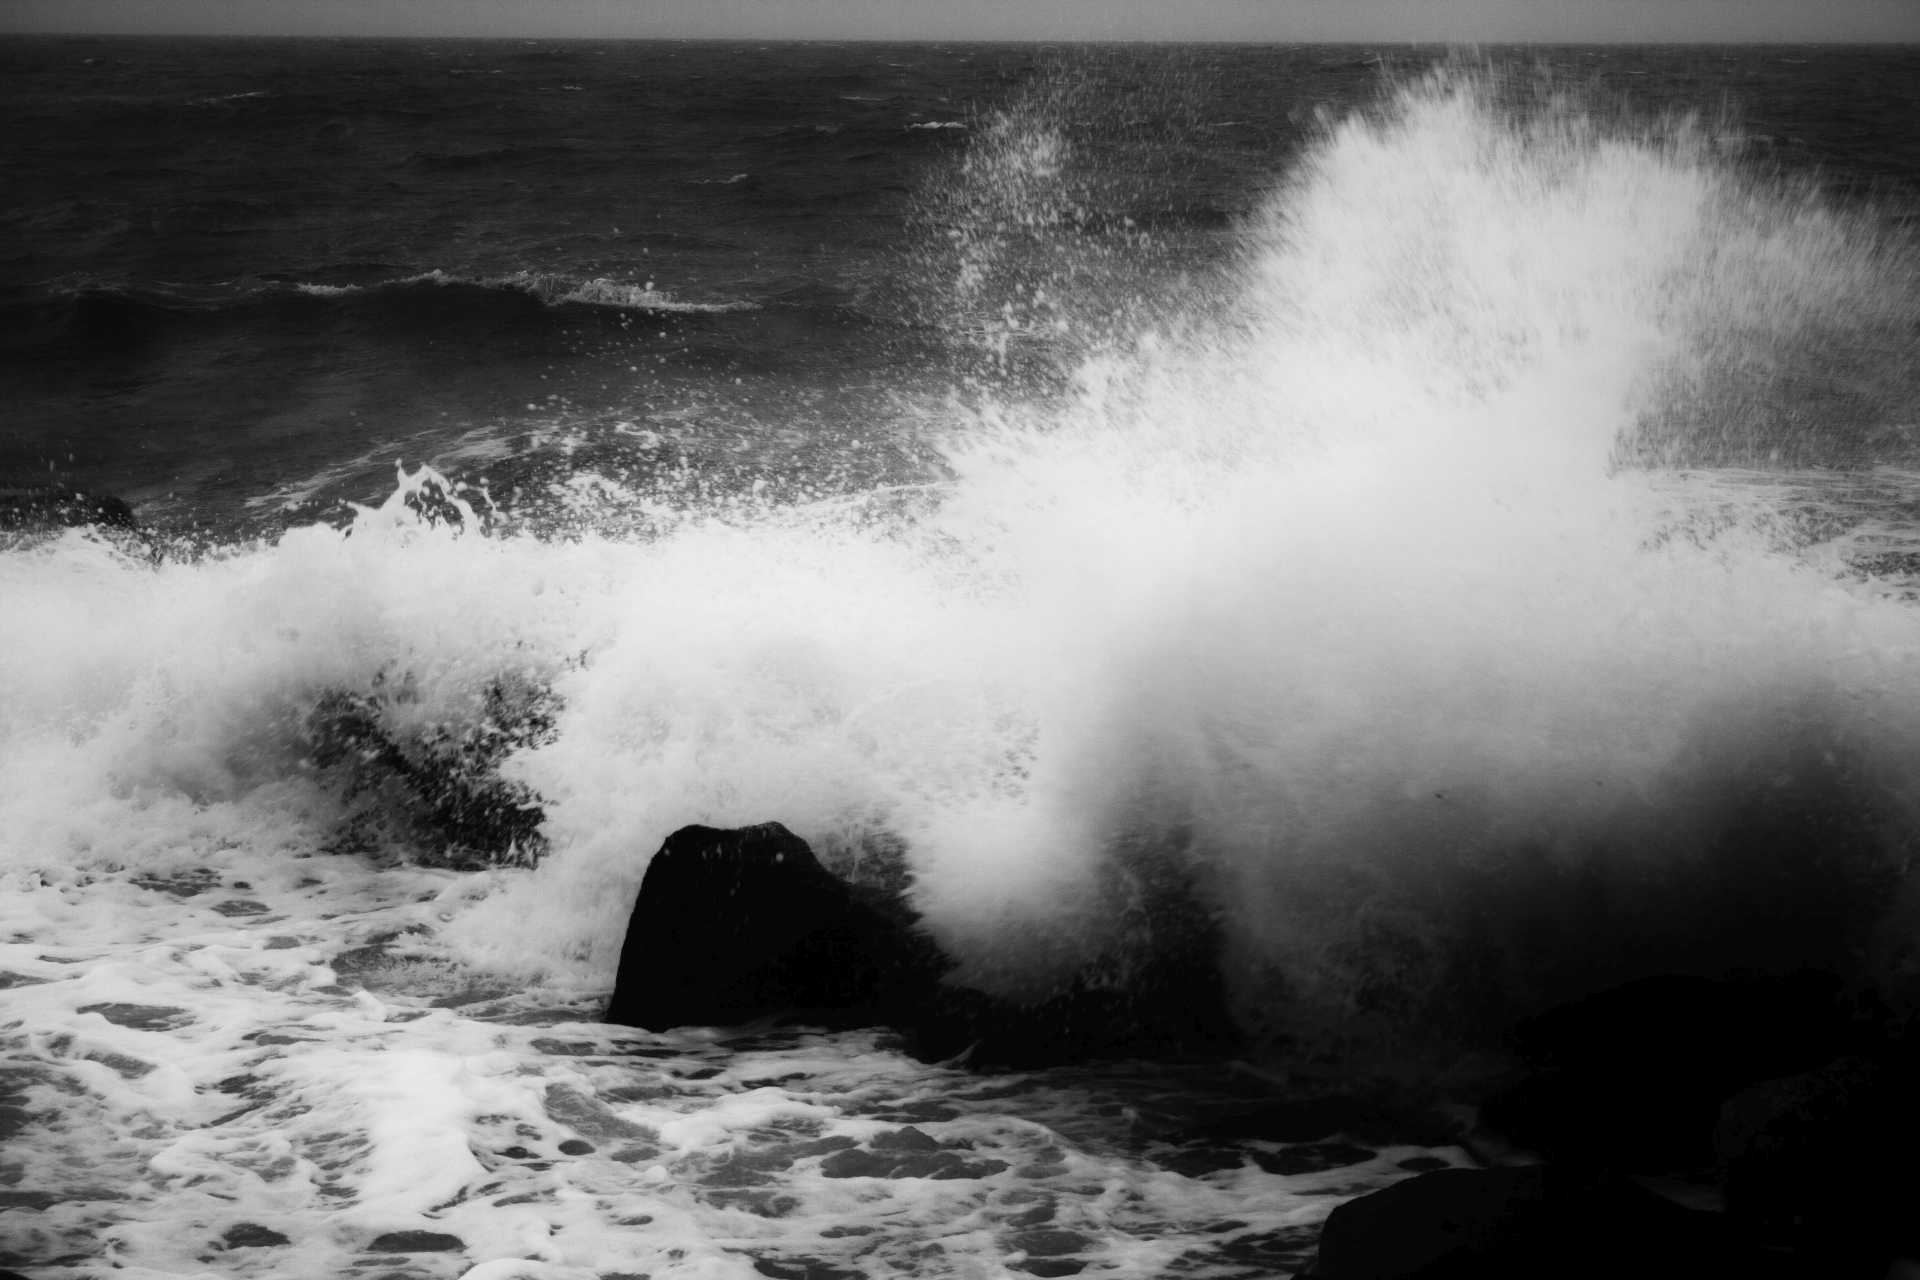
[4,37,1920,1280]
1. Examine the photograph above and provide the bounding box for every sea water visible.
[3,42,1919,1279]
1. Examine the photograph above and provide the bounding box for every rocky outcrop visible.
[303,673,556,867]
[1716,1053,1920,1269]
[1301,970,1918,1279]
[604,823,1241,1067]
[606,823,949,1035]
[1475,970,1868,1171]
[1307,1164,1808,1280]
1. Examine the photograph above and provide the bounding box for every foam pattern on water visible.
[0,862,1446,1278]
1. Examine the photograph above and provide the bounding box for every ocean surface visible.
[4,35,1920,1280]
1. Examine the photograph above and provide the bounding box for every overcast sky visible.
[2,0,1916,42]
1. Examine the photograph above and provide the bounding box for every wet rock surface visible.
[606,822,1241,1067]
[1303,969,1920,1278]
[606,822,948,1035]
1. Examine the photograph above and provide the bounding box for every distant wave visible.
[501,272,760,314]
[0,270,761,355]
[285,269,759,315]
[192,89,272,106]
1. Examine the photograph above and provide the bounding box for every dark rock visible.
[605,823,949,1034]
[1716,1053,1920,1266]
[366,1230,465,1253]
[607,822,1242,1067]
[1508,971,1859,1075]
[1478,970,1871,1171]
[1308,1165,1810,1280]
[304,672,556,867]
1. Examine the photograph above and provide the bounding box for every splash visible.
[908,58,1214,384]
[5,71,1920,1069]
[901,72,1920,1052]
[455,71,1920,1055]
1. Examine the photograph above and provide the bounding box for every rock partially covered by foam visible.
[303,672,556,867]
[605,823,948,1034]
[604,823,1242,1067]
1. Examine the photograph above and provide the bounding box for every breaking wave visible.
[6,69,1920,1068]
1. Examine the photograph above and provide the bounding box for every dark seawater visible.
[4,36,1920,1280]
[5,41,1917,531]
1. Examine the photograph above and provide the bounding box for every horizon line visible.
[5,29,1917,45]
